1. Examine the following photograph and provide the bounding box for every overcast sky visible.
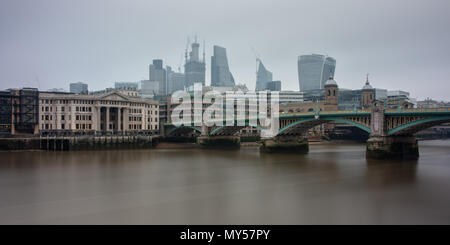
[1,0,449,100]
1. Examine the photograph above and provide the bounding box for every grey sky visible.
[1,0,449,100]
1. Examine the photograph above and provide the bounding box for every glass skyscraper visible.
[297,54,336,91]
[255,58,273,91]
[211,45,235,87]
[149,59,167,95]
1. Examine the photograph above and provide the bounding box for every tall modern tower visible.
[149,59,167,95]
[69,82,88,94]
[211,45,235,87]
[255,58,273,91]
[166,66,185,94]
[184,39,206,89]
[297,54,336,91]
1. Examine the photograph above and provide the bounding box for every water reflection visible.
[0,140,449,224]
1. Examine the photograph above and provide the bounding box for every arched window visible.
[333,90,336,96]
[327,90,331,96]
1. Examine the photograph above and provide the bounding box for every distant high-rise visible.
[297,54,336,91]
[149,59,167,95]
[115,82,138,90]
[140,80,159,98]
[166,66,185,94]
[266,81,281,91]
[69,82,88,94]
[211,45,235,87]
[184,39,206,88]
[255,59,273,91]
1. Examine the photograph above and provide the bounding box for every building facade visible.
[266,81,281,91]
[256,59,273,91]
[69,82,88,94]
[298,54,336,91]
[184,41,206,88]
[0,88,39,135]
[38,91,159,134]
[361,78,375,109]
[115,82,139,90]
[211,45,235,87]
[149,59,167,96]
[166,66,185,95]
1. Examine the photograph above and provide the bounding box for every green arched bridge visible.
[165,107,450,137]
[164,103,450,159]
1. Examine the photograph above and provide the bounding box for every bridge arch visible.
[387,116,450,136]
[165,126,201,136]
[277,117,371,136]
[209,125,265,136]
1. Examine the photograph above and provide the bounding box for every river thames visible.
[1,140,450,224]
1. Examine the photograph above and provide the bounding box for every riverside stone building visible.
[39,91,159,134]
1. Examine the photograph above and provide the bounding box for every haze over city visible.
[1,0,450,100]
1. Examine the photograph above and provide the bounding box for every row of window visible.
[76,124,92,130]
[76,115,92,121]
[41,123,158,130]
[41,106,69,112]
[127,124,158,130]
[76,106,92,112]
[129,116,142,122]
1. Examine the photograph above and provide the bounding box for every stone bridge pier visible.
[196,124,241,149]
[259,136,309,154]
[366,101,419,159]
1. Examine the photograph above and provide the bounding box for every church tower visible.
[361,74,375,109]
[324,76,338,111]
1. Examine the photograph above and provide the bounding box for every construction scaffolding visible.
[0,88,39,135]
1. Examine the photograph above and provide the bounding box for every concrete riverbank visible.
[0,135,158,151]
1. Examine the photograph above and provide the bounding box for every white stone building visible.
[39,91,159,133]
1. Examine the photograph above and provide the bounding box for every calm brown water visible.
[1,140,450,224]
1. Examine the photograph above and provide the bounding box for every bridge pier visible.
[260,136,309,154]
[366,136,419,159]
[365,100,418,160]
[197,136,241,150]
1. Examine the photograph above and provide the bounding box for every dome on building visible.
[324,76,338,86]
[362,82,373,90]
[362,74,373,90]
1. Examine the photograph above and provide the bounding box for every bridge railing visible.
[385,108,450,113]
[280,110,371,116]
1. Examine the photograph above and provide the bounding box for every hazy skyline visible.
[1,0,450,100]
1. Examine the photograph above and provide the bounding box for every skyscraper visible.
[211,45,235,87]
[266,81,281,91]
[149,59,167,95]
[255,59,273,91]
[297,54,336,91]
[184,40,206,89]
[166,66,185,94]
[115,82,139,90]
[69,82,88,94]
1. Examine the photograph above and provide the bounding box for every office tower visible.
[266,81,281,91]
[114,82,139,90]
[297,54,336,91]
[140,80,159,98]
[211,45,235,87]
[149,59,167,95]
[184,39,206,88]
[69,82,88,94]
[255,59,273,91]
[166,66,185,94]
